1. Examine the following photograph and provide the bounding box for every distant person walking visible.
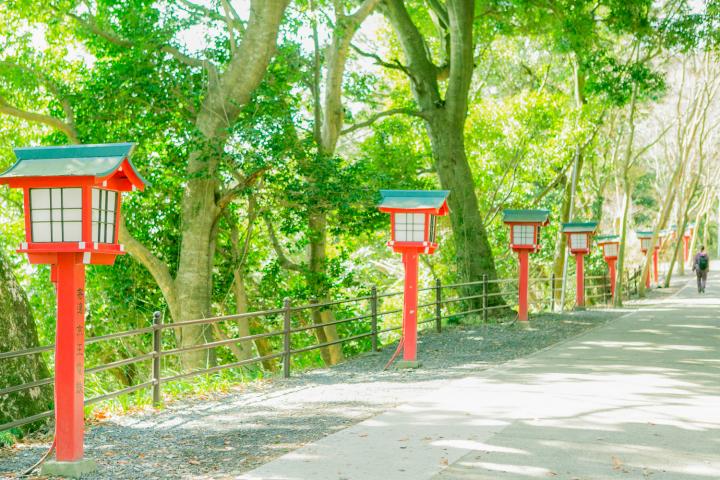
[693,245,710,293]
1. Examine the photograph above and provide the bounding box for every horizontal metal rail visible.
[161,352,285,384]
[0,271,631,434]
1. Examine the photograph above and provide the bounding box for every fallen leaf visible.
[440,458,448,466]
[189,459,201,465]
[612,456,623,470]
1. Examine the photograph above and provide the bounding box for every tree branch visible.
[216,166,270,215]
[118,217,178,314]
[177,0,245,32]
[340,108,426,136]
[0,95,79,143]
[350,43,410,73]
[263,216,303,272]
[66,11,207,69]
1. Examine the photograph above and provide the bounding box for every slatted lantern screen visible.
[512,225,535,246]
[570,233,588,251]
[640,237,652,251]
[30,187,83,242]
[394,213,426,242]
[603,242,619,258]
[92,188,118,244]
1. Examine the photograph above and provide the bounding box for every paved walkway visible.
[240,276,720,479]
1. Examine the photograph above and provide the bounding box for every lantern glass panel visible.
[640,238,652,250]
[394,213,426,242]
[512,225,535,245]
[603,243,619,257]
[92,189,118,244]
[570,233,588,250]
[29,187,83,242]
[428,216,437,243]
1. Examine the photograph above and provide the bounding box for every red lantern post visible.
[561,222,597,309]
[0,143,146,476]
[503,210,550,321]
[637,231,657,288]
[596,234,620,297]
[683,223,695,263]
[378,190,449,368]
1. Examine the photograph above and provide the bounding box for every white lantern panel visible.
[32,223,51,242]
[604,243,618,257]
[91,188,119,244]
[31,210,51,222]
[107,191,117,212]
[512,225,535,245]
[62,188,82,208]
[52,223,62,241]
[570,233,588,250]
[30,189,50,209]
[640,238,652,250]
[394,212,426,243]
[63,209,82,222]
[29,187,88,243]
[106,224,115,242]
[51,189,61,206]
[63,222,82,242]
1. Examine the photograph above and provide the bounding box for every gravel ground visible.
[0,308,630,479]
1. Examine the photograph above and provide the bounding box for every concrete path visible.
[239,276,720,480]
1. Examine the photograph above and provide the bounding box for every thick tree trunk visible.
[308,213,344,365]
[428,113,501,305]
[0,253,53,433]
[614,179,632,307]
[174,170,219,369]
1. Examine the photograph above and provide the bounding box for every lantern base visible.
[395,360,422,369]
[41,459,97,478]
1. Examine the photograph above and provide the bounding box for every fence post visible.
[371,286,378,352]
[435,279,442,333]
[550,273,556,312]
[152,311,162,407]
[482,274,488,323]
[283,298,291,379]
[603,273,608,305]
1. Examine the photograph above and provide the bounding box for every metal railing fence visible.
[0,268,642,432]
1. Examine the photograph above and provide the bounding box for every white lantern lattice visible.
[92,188,118,244]
[570,233,588,250]
[512,225,535,245]
[30,187,83,242]
[394,213,426,242]
[603,243,619,257]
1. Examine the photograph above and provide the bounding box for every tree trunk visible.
[0,253,53,433]
[308,213,344,365]
[614,178,632,307]
[428,113,502,305]
[174,169,219,369]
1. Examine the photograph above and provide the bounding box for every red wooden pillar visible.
[575,253,585,308]
[54,253,86,462]
[683,236,689,262]
[401,251,419,362]
[653,248,659,285]
[518,249,529,322]
[607,258,617,297]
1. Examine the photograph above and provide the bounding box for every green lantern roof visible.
[502,209,550,224]
[636,231,654,238]
[596,234,620,243]
[561,221,598,233]
[378,190,450,213]
[0,143,146,187]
